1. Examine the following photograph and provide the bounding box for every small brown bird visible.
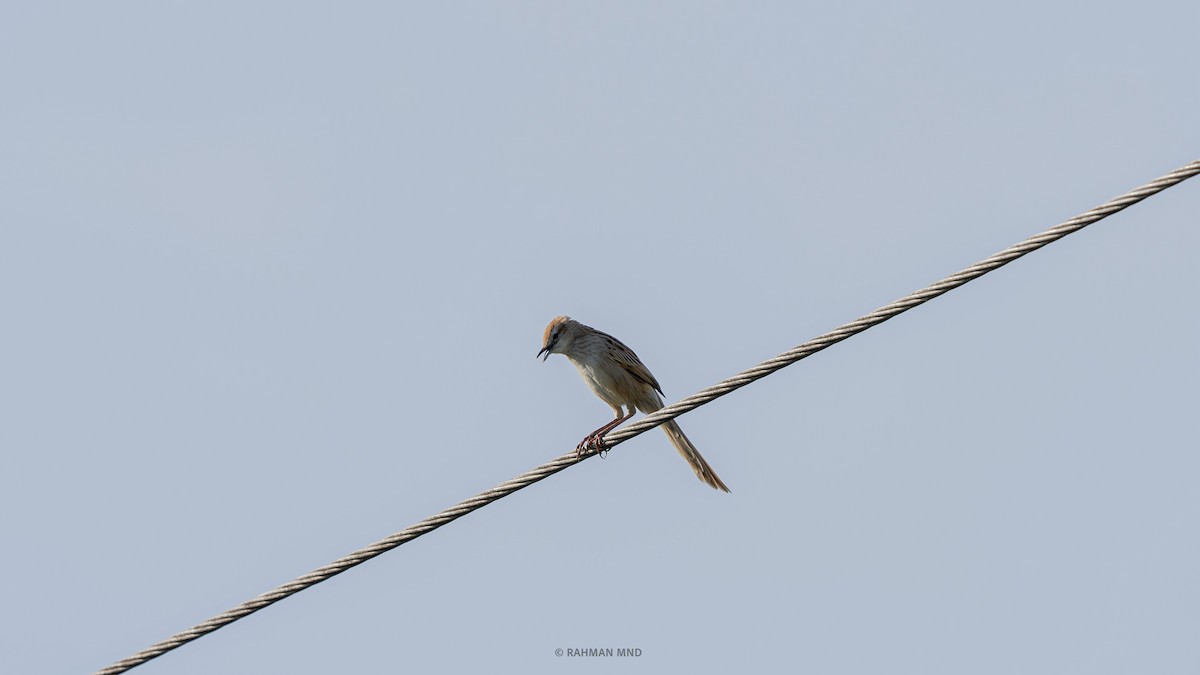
[538,316,730,492]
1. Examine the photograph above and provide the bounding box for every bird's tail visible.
[661,419,731,493]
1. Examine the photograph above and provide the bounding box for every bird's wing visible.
[599,331,663,395]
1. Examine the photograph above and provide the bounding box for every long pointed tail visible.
[662,420,731,492]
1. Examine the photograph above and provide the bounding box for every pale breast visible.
[571,358,637,409]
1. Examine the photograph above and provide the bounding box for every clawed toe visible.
[575,434,607,458]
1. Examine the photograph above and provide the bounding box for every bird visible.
[537,316,730,492]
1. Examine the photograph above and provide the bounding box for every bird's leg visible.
[576,407,635,457]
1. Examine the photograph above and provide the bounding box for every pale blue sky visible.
[2,3,1197,674]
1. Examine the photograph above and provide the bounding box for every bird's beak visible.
[537,346,550,361]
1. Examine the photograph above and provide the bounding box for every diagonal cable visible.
[608,159,1200,445]
[95,159,1200,675]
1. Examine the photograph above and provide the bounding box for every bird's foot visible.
[575,434,608,458]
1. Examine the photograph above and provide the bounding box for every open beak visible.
[537,346,550,361]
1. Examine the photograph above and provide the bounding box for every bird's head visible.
[538,315,576,361]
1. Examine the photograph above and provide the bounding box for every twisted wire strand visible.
[95,159,1199,675]
[605,159,1200,444]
